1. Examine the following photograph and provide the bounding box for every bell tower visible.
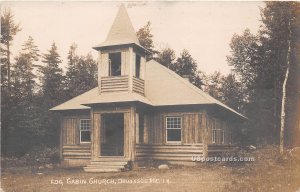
[93,5,150,96]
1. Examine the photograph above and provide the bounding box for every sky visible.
[3,1,264,75]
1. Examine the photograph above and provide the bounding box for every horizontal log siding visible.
[132,77,145,95]
[61,115,92,163]
[100,76,129,93]
[136,144,204,161]
[63,145,91,160]
[207,144,238,156]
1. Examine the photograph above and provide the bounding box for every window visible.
[221,130,225,144]
[211,118,217,144]
[109,52,121,76]
[211,130,216,144]
[80,119,91,143]
[135,54,141,78]
[166,116,182,142]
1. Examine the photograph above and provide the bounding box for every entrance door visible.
[100,113,124,156]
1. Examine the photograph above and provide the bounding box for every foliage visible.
[172,49,204,88]
[65,43,97,99]
[204,72,243,113]
[226,2,300,145]
[40,42,64,102]
[156,47,176,69]
[0,8,21,89]
[20,145,60,166]
[137,22,204,89]
[136,21,158,58]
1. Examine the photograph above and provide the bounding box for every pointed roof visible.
[93,5,149,53]
[51,60,246,119]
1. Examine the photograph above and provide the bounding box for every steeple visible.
[93,4,149,54]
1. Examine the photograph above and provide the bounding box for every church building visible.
[51,5,245,172]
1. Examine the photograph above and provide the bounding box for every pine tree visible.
[40,42,64,103]
[0,9,21,90]
[65,43,97,98]
[3,36,41,155]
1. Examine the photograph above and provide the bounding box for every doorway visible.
[100,113,124,156]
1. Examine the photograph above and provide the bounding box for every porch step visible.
[84,161,128,173]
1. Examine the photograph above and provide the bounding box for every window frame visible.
[165,116,182,143]
[79,119,91,144]
[221,130,225,144]
[135,54,141,78]
[211,129,217,144]
[108,52,122,76]
[211,118,217,144]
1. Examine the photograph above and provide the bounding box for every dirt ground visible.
[1,162,300,192]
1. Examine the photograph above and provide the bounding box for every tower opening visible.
[109,52,121,76]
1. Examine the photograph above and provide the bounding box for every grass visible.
[1,146,300,192]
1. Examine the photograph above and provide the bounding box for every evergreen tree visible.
[173,49,204,89]
[0,9,21,155]
[3,36,41,155]
[40,42,64,103]
[65,43,97,98]
[1,9,21,89]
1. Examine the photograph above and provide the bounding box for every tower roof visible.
[93,4,149,53]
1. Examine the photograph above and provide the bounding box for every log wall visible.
[136,144,204,163]
[61,113,91,167]
[205,114,234,145]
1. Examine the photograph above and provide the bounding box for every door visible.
[100,113,124,156]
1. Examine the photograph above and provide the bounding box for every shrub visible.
[19,145,60,166]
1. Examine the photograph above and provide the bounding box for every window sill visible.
[80,142,91,145]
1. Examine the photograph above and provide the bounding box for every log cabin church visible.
[51,5,246,172]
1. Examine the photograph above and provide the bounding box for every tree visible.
[220,73,244,112]
[203,72,243,112]
[40,42,64,103]
[227,29,261,101]
[279,20,292,154]
[21,36,40,63]
[36,42,65,147]
[0,9,21,89]
[173,49,204,88]
[136,21,158,58]
[2,36,41,155]
[65,43,97,98]
[227,2,300,146]
[204,71,223,101]
[259,2,300,149]
[156,47,176,69]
